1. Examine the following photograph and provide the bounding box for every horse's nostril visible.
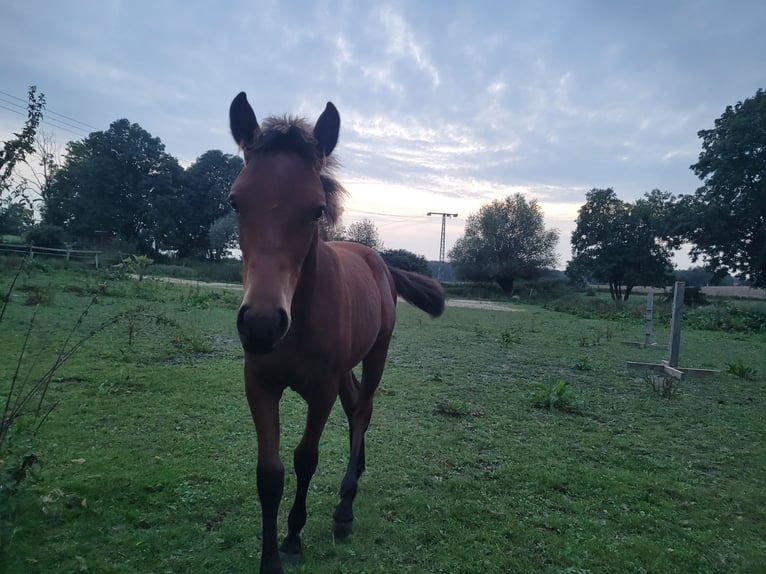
[277,308,289,333]
[236,305,250,331]
[237,306,290,353]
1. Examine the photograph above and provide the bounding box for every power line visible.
[345,207,425,219]
[0,101,90,139]
[0,89,100,131]
[0,97,90,136]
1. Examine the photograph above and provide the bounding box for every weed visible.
[20,284,56,306]
[117,254,154,281]
[531,379,583,413]
[726,358,758,380]
[578,334,602,347]
[500,328,521,346]
[643,374,677,399]
[183,285,224,309]
[178,330,213,354]
[433,399,471,417]
[574,357,592,371]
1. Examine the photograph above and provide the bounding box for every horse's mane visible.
[248,116,347,226]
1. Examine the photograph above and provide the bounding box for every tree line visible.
[1,94,244,260]
[1,87,764,295]
[448,89,765,297]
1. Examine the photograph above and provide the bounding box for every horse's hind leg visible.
[279,391,335,563]
[333,341,389,539]
[339,371,366,477]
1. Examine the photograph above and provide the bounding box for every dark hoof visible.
[279,536,302,566]
[333,519,353,541]
[279,550,303,567]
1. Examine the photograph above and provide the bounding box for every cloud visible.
[377,6,441,88]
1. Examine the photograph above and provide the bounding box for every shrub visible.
[380,249,431,276]
[22,224,66,249]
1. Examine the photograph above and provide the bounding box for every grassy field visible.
[1,261,765,573]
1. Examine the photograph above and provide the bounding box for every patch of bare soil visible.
[445,299,522,312]
[142,276,523,311]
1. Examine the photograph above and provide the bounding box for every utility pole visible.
[427,211,458,280]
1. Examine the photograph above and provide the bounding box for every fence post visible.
[95,253,100,270]
[644,292,654,347]
[668,281,685,368]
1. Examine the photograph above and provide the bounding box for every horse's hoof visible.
[279,550,303,567]
[279,537,303,566]
[332,519,353,541]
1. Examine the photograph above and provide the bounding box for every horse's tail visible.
[388,266,445,318]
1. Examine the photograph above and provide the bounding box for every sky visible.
[1,0,765,268]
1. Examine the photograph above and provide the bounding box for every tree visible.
[380,248,431,276]
[0,199,33,235]
[448,194,559,294]
[208,211,238,261]
[164,150,243,258]
[566,188,676,301]
[43,119,183,253]
[346,218,383,250]
[0,86,45,192]
[0,86,45,235]
[23,131,59,203]
[684,89,766,287]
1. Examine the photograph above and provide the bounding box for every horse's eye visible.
[229,197,239,213]
[312,206,325,222]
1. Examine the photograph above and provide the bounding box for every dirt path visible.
[142,275,522,312]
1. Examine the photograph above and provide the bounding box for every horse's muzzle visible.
[237,305,290,354]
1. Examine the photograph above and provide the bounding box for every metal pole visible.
[427,212,458,280]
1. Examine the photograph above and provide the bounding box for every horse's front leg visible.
[280,390,336,563]
[246,379,285,574]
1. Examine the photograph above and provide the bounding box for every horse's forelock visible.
[254,115,346,226]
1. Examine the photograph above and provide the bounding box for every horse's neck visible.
[291,234,333,318]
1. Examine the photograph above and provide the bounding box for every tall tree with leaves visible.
[566,188,676,301]
[0,86,45,234]
[162,150,243,258]
[380,248,431,276]
[449,193,558,294]
[346,218,383,250]
[0,86,45,192]
[684,89,766,286]
[44,119,183,252]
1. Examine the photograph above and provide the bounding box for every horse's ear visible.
[313,102,340,157]
[229,92,259,150]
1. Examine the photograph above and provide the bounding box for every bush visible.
[22,224,66,249]
[380,249,431,276]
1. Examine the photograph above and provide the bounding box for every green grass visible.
[1,264,765,573]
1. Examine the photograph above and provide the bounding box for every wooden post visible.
[667,281,685,368]
[644,292,654,347]
[627,280,718,379]
[95,253,100,270]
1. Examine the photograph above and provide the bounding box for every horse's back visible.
[325,240,397,343]
[326,241,394,296]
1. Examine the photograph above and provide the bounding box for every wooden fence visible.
[0,243,102,269]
